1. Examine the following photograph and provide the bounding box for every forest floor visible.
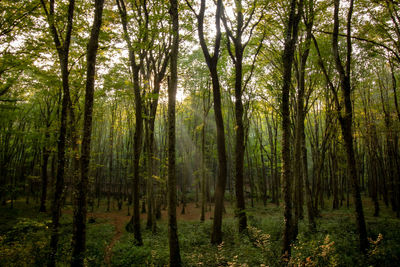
[89,211,126,266]
[1,198,400,266]
[62,201,228,265]
[83,202,219,266]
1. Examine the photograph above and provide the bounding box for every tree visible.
[71,0,105,265]
[37,82,57,213]
[280,0,303,259]
[39,0,76,265]
[186,0,228,245]
[167,0,181,265]
[292,0,315,236]
[332,0,368,253]
[116,0,149,245]
[143,3,171,231]
[221,0,264,234]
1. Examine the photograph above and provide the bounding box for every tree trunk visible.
[281,0,303,258]
[167,0,181,265]
[145,122,153,229]
[194,0,228,244]
[260,144,267,206]
[247,146,254,208]
[48,34,68,267]
[303,131,315,230]
[107,104,115,212]
[116,0,145,245]
[201,114,206,222]
[332,0,368,253]
[293,6,313,238]
[233,37,247,234]
[39,130,50,212]
[148,51,169,232]
[40,0,76,265]
[71,1,104,265]
[331,149,339,210]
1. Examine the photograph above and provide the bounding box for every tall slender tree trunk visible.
[209,65,228,244]
[39,129,50,212]
[332,0,368,253]
[193,0,227,244]
[201,112,207,222]
[48,35,68,267]
[331,148,339,210]
[293,4,313,237]
[116,0,144,245]
[233,39,247,234]
[281,0,303,258]
[167,0,181,265]
[260,144,267,206]
[147,53,170,232]
[130,64,143,245]
[145,122,153,228]
[302,130,315,230]
[71,0,104,265]
[107,104,115,212]
[40,0,76,265]
[369,149,380,217]
[247,146,254,208]
[220,0,263,233]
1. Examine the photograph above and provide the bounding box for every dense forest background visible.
[1,0,400,266]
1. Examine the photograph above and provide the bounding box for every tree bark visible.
[281,0,303,258]
[293,3,313,238]
[145,45,170,232]
[332,0,368,253]
[70,0,104,265]
[191,0,228,244]
[116,0,146,245]
[40,0,75,265]
[201,117,206,221]
[230,3,247,233]
[107,103,115,212]
[39,129,50,212]
[167,0,181,265]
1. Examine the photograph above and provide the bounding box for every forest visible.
[0,0,400,266]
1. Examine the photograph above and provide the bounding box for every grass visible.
[0,200,114,267]
[111,200,400,266]
[1,197,400,266]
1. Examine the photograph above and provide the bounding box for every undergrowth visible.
[0,201,114,267]
[1,199,400,266]
[111,203,400,267]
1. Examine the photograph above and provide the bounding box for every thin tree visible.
[71,0,105,265]
[221,0,264,233]
[39,93,55,213]
[293,0,315,234]
[39,0,75,265]
[201,84,212,222]
[280,0,303,259]
[332,0,368,253]
[186,0,228,244]
[144,21,171,231]
[116,0,149,245]
[167,0,181,265]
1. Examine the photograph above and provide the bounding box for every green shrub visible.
[0,218,50,266]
